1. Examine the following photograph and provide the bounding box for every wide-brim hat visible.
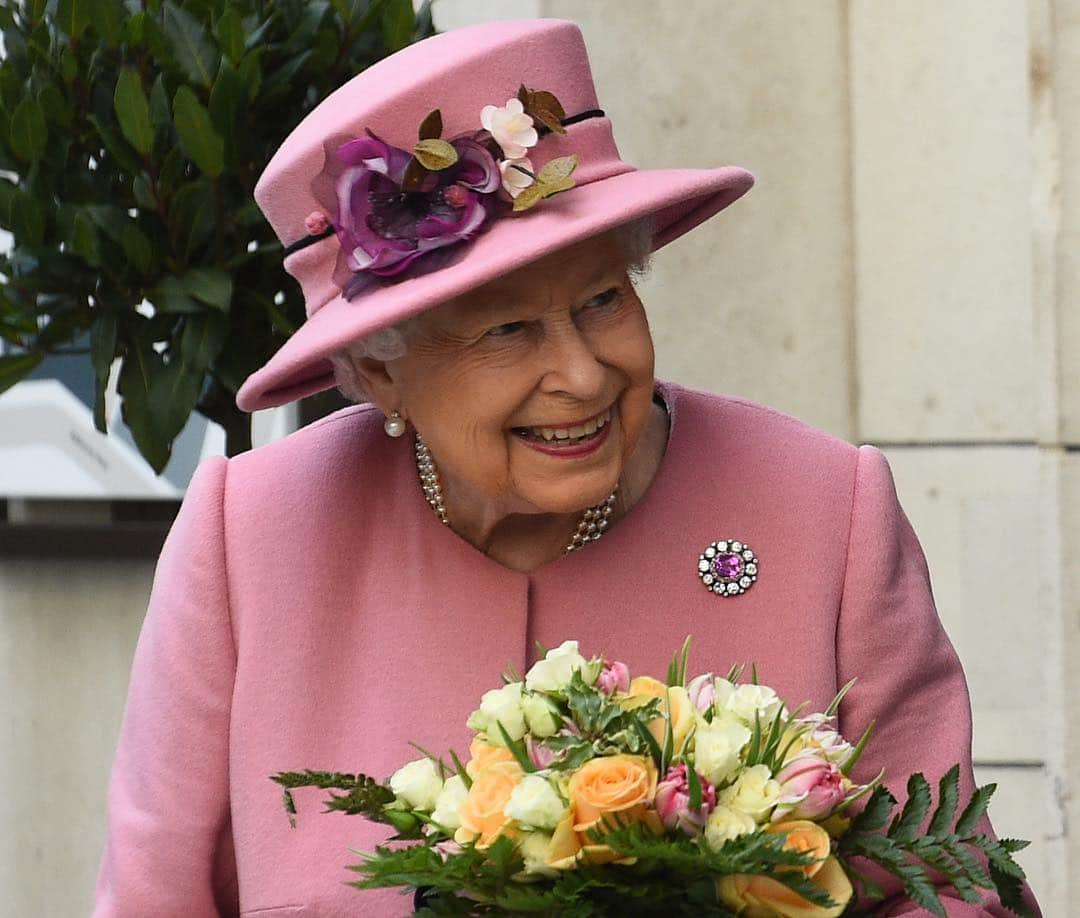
[235,18,754,413]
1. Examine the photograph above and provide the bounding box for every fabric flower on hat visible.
[480,97,539,159]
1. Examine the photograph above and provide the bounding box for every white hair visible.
[328,214,658,405]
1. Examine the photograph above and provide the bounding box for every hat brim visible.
[235,165,753,412]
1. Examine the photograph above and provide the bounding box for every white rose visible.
[430,774,469,830]
[703,803,757,850]
[467,682,527,744]
[504,774,565,831]
[389,757,444,812]
[521,693,562,737]
[525,641,591,693]
[517,830,557,876]
[694,713,752,785]
[718,764,781,823]
[499,156,534,198]
[716,680,786,726]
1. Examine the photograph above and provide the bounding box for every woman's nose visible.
[538,322,605,400]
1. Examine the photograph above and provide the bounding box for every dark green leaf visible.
[380,0,414,51]
[149,343,204,443]
[151,275,201,314]
[161,1,220,88]
[71,210,101,266]
[90,0,124,48]
[927,764,960,836]
[845,785,896,835]
[124,10,146,46]
[168,179,216,257]
[0,352,44,397]
[149,73,171,128]
[184,267,232,310]
[10,188,45,246]
[955,783,996,837]
[213,7,245,65]
[10,97,47,162]
[686,760,702,811]
[88,113,141,173]
[173,85,224,177]
[114,68,154,156]
[237,47,263,101]
[37,82,73,128]
[122,223,154,275]
[888,773,931,843]
[118,332,170,473]
[85,205,129,244]
[132,174,156,210]
[208,58,245,151]
[55,0,92,39]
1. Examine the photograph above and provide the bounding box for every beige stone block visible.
[0,560,152,917]
[850,2,1036,441]
[878,447,1048,762]
[541,1,854,439]
[974,764,1060,912]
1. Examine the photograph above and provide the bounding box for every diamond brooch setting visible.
[698,540,759,597]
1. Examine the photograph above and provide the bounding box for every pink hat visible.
[235,18,754,412]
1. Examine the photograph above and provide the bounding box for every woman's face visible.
[377,229,656,517]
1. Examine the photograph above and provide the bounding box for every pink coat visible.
[93,382,1041,917]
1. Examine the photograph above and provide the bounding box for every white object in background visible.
[0,379,182,499]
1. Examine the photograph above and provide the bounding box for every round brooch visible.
[698,540,759,596]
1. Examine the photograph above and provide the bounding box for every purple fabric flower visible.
[332,130,502,299]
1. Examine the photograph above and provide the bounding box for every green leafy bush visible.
[0,0,435,470]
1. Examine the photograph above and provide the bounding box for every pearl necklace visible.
[413,434,618,554]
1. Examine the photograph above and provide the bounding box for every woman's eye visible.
[484,321,527,338]
[582,287,622,311]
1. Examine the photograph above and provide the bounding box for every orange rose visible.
[466,736,516,779]
[454,760,523,848]
[622,676,695,753]
[716,820,853,917]
[568,754,659,832]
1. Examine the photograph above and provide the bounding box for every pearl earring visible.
[384,411,406,438]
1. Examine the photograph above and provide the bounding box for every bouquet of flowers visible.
[273,639,1032,917]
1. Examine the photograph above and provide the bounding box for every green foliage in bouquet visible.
[838,766,1031,917]
[0,0,435,469]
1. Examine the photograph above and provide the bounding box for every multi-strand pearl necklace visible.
[414,434,618,554]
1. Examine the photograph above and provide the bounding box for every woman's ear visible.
[349,353,404,417]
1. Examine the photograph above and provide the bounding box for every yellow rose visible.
[465,736,517,779]
[716,820,853,917]
[454,760,523,848]
[623,676,695,754]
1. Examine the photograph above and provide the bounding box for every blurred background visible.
[1,0,1076,913]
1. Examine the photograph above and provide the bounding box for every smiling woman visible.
[93,17,1041,918]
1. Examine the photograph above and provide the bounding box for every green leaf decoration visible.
[495,721,538,774]
[10,97,47,163]
[954,783,995,837]
[926,764,960,836]
[162,1,220,88]
[888,773,931,843]
[538,154,578,185]
[413,138,458,171]
[418,108,442,141]
[114,68,154,156]
[173,86,225,177]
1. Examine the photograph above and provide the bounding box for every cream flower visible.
[430,774,469,830]
[718,764,781,823]
[480,98,539,160]
[504,774,565,831]
[467,681,527,744]
[714,679,787,726]
[499,156,535,198]
[389,757,443,812]
[704,802,757,850]
[525,641,592,693]
[694,713,752,786]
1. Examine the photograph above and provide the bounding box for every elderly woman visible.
[94,18,1039,918]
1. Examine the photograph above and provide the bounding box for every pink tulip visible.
[597,661,630,695]
[686,673,716,712]
[527,736,556,770]
[771,754,846,821]
[654,763,716,835]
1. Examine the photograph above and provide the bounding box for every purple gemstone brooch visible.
[698,539,759,596]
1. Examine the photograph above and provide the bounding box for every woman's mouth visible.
[510,408,613,457]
